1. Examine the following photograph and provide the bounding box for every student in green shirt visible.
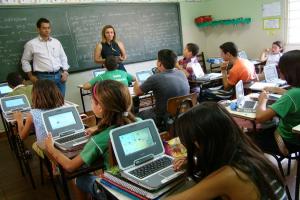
[82,55,135,90]
[256,50,300,154]
[6,72,33,105]
[45,80,137,200]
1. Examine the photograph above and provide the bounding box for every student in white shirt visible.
[260,41,283,66]
[21,18,70,97]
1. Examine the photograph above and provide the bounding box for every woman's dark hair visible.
[157,49,177,70]
[186,43,199,57]
[92,80,136,133]
[273,41,284,53]
[278,50,300,87]
[6,72,24,88]
[36,18,50,28]
[104,55,118,71]
[32,80,64,109]
[175,102,284,199]
[101,25,116,43]
[219,42,238,57]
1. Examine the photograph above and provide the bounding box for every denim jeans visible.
[36,72,66,97]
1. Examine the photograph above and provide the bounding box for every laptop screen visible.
[110,119,164,170]
[264,64,278,81]
[42,106,84,137]
[120,127,155,156]
[5,98,25,108]
[93,69,106,77]
[136,71,153,83]
[0,83,13,97]
[48,111,77,130]
[235,80,245,106]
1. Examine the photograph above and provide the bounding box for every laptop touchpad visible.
[159,168,174,177]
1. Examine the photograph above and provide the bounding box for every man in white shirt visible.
[21,18,70,97]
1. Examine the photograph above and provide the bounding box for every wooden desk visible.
[292,124,300,134]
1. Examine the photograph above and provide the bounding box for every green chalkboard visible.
[0,3,183,82]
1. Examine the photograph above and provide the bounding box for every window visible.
[287,0,300,44]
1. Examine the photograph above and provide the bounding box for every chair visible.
[166,93,198,136]
[197,52,207,74]
[271,132,300,200]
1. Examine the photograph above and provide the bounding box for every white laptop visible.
[0,94,31,119]
[236,80,257,113]
[196,73,222,81]
[42,106,88,151]
[0,82,13,97]
[110,119,184,191]
[136,70,153,84]
[92,68,106,78]
[264,64,287,86]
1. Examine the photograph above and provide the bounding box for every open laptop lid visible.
[235,80,245,106]
[93,68,106,78]
[264,64,278,82]
[110,119,164,170]
[238,50,248,60]
[0,94,30,113]
[136,70,153,84]
[0,82,13,97]
[42,106,84,138]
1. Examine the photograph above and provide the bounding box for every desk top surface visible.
[292,124,300,134]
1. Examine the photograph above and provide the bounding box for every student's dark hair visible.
[101,25,116,43]
[104,55,118,71]
[6,72,24,88]
[32,80,64,109]
[273,41,284,53]
[157,49,177,69]
[186,43,199,57]
[278,50,300,87]
[219,42,238,57]
[92,80,136,133]
[36,18,50,28]
[175,102,284,200]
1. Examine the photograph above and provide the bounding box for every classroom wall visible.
[194,0,285,59]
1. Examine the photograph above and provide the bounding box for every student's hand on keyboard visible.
[172,157,187,172]
[85,126,98,137]
[13,111,22,122]
[45,133,54,150]
[264,86,286,95]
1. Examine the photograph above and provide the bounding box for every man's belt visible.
[35,70,60,75]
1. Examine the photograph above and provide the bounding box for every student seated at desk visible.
[45,80,138,200]
[167,102,286,200]
[13,80,64,148]
[177,43,204,91]
[6,72,33,105]
[260,41,283,66]
[220,42,257,91]
[134,49,189,128]
[82,55,135,90]
[255,50,300,154]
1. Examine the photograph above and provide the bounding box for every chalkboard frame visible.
[0,3,183,80]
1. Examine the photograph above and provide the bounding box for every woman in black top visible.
[94,25,127,71]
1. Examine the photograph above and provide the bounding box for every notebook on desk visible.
[92,68,106,78]
[0,82,13,97]
[110,119,184,191]
[42,106,88,151]
[0,94,31,120]
[236,80,257,113]
[136,70,153,84]
[264,64,287,86]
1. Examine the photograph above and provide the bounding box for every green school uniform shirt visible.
[271,87,300,145]
[89,70,133,87]
[7,84,33,106]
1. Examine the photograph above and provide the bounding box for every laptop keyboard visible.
[243,101,256,109]
[56,132,86,144]
[129,156,172,179]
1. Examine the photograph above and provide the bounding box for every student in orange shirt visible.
[220,42,257,91]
